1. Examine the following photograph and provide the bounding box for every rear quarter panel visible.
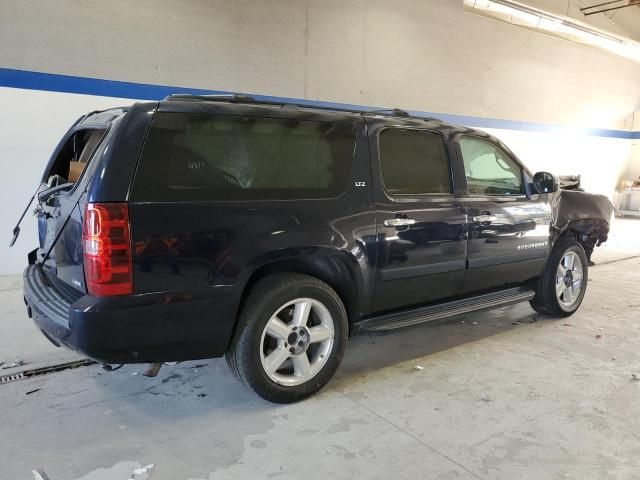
[86,102,158,203]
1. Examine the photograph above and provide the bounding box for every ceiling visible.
[526,0,640,40]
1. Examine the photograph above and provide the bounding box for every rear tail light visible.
[82,202,133,296]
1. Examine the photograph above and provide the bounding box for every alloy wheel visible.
[556,251,584,307]
[259,298,335,386]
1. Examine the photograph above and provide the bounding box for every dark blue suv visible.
[17,94,613,402]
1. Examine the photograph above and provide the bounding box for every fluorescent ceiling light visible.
[464,0,640,63]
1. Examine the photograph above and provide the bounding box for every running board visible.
[354,287,535,333]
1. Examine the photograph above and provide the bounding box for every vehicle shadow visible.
[89,303,548,416]
[331,302,544,389]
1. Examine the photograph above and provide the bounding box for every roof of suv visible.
[162,93,444,123]
[156,93,517,163]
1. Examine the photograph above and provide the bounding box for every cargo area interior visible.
[44,129,105,187]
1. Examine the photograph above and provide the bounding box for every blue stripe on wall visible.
[0,67,638,139]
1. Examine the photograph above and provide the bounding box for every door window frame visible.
[453,133,531,200]
[375,126,456,202]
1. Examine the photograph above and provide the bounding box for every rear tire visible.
[530,238,588,317]
[226,273,348,403]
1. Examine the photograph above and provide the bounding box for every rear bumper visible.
[23,265,237,363]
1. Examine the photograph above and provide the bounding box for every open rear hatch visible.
[12,108,126,297]
[38,128,107,293]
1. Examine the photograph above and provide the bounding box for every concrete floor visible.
[2,219,640,480]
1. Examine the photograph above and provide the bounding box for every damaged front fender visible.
[551,190,614,256]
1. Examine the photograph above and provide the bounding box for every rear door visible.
[455,134,551,295]
[370,119,467,312]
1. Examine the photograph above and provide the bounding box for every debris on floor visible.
[2,359,25,369]
[632,373,640,381]
[132,463,154,476]
[32,469,50,480]
[472,321,478,325]
[101,363,124,372]
[414,365,424,371]
[563,323,572,327]
[596,334,602,339]
[480,393,491,402]
[197,393,207,398]
[25,388,41,395]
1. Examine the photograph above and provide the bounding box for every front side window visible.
[379,129,451,195]
[132,113,355,201]
[459,136,523,196]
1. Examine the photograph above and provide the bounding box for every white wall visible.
[1,0,639,128]
[623,112,640,182]
[1,0,639,274]
[481,128,633,196]
[626,143,640,182]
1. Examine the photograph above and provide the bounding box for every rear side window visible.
[132,113,355,201]
[378,129,451,195]
[459,136,523,196]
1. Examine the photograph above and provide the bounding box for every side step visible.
[354,287,535,333]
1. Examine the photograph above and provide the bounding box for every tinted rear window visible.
[379,128,451,195]
[132,112,355,201]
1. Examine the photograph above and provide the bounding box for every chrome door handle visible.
[473,215,497,223]
[384,218,416,227]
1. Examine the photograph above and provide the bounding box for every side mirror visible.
[533,171,559,194]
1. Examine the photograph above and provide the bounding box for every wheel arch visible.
[550,189,613,258]
[553,218,610,258]
[234,248,366,337]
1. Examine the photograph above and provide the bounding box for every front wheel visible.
[530,238,588,317]
[226,273,348,403]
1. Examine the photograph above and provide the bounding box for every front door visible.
[455,134,552,295]
[370,121,467,312]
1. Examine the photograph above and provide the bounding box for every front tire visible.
[530,238,588,317]
[226,273,348,403]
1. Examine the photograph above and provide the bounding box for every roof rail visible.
[163,93,438,121]
[164,93,256,102]
[366,108,410,117]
